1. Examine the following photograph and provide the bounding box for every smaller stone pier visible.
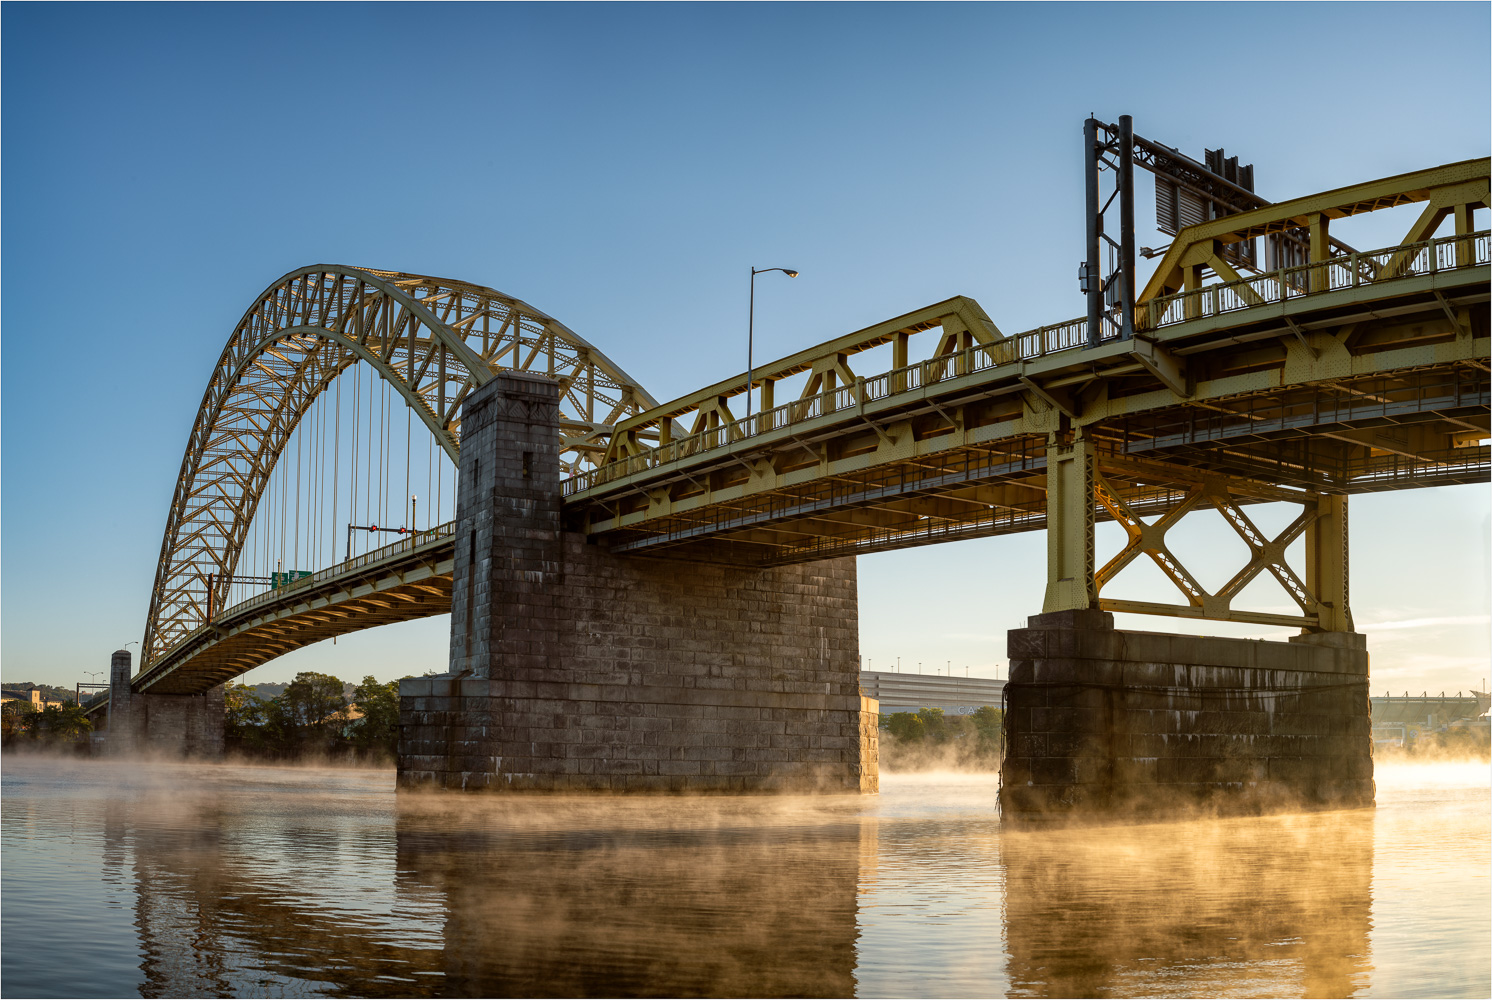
[1000,610,1373,822]
[105,649,225,758]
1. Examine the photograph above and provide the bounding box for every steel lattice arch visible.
[142,265,657,666]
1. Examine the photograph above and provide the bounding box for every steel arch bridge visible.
[142,266,659,667]
[129,156,1491,699]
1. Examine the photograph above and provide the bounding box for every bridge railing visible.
[565,231,1488,498]
[1141,230,1489,330]
[146,521,457,672]
[563,316,1090,495]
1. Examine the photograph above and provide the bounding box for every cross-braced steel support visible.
[1041,439,1353,632]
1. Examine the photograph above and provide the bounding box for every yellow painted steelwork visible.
[143,265,657,667]
[143,158,1490,690]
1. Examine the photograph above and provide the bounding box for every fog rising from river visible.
[2,757,1486,998]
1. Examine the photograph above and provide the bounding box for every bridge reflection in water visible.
[396,798,863,997]
[47,763,1413,998]
[1000,814,1373,998]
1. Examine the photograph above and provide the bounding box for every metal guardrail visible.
[565,231,1488,498]
[143,521,456,674]
[563,316,1090,496]
[1141,231,1490,329]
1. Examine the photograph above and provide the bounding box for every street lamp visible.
[748,267,799,419]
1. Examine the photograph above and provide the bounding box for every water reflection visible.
[396,797,865,996]
[3,759,1487,998]
[1001,811,1373,998]
[96,770,443,997]
[68,762,869,997]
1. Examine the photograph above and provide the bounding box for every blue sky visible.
[3,2,1488,695]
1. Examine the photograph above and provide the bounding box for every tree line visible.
[1,699,93,748]
[225,671,403,762]
[878,706,1003,771]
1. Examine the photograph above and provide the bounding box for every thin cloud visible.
[1358,615,1491,632]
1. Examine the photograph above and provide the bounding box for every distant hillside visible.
[1,683,87,706]
[244,681,358,702]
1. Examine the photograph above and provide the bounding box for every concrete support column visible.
[447,370,564,679]
[105,647,224,758]
[1305,493,1353,633]
[107,649,135,755]
[401,372,872,793]
[1042,430,1097,614]
[1002,610,1372,822]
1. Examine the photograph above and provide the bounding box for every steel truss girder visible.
[143,265,656,669]
[1091,468,1335,629]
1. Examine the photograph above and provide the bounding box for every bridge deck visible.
[136,525,455,695]
[565,234,1488,564]
[134,214,1491,696]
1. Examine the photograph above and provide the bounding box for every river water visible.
[1,757,1486,998]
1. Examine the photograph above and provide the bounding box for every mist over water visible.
[1,758,1486,998]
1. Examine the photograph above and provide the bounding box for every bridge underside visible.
[137,534,454,695]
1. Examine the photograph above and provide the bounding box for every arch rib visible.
[142,265,653,668]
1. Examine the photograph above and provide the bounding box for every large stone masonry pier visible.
[398,371,877,793]
[999,609,1373,822]
[106,649,225,758]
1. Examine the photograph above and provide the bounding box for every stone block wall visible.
[1001,610,1372,821]
[131,688,226,758]
[399,370,873,793]
[858,696,880,794]
[105,649,225,758]
[400,540,866,792]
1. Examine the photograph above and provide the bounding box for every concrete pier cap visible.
[1001,609,1373,823]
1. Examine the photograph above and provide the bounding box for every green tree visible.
[915,707,950,742]
[884,711,926,742]
[970,705,1003,754]
[272,672,347,755]
[1,700,34,744]
[224,683,275,754]
[348,676,401,759]
[35,701,93,741]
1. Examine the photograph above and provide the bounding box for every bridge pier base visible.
[398,371,877,794]
[106,650,225,758]
[999,610,1373,822]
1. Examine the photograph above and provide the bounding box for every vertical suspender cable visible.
[382,380,390,529]
[379,369,383,527]
[313,386,321,568]
[294,403,302,571]
[351,363,361,554]
[406,407,412,530]
[311,391,320,573]
[279,427,287,573]
[333,366,341,562]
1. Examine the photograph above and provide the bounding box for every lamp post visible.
[748,267,799,419]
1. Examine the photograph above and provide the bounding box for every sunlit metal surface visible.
[142,266,657,667]
[138,159,1489,694]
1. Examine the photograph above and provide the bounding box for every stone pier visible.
[999,610,1373,821]
[106,649,225,758]
[398,371,876,793]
